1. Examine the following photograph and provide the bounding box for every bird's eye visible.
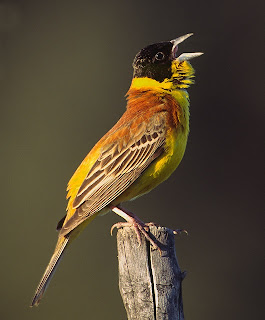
[155,52,165,61]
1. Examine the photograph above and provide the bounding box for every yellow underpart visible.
[131,108,187,199]
[171,60,195,88]
[115,120,189,203]
[116,62,192,202]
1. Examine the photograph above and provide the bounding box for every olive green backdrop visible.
[0,0,263,319]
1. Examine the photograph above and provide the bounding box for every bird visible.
[30,33,203,307]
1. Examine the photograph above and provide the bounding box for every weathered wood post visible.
[117,226,185,320]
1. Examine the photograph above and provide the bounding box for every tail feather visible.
[30,236,69,307]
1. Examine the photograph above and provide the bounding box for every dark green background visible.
[0,1,263,319]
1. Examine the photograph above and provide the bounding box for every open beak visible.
[170,33,203,62]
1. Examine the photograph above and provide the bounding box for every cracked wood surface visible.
[117,226,185,320]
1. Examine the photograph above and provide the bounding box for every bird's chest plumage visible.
[115,88,190,202]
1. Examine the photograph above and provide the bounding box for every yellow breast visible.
[115,87,190,203]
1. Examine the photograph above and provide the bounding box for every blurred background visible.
[0,0,263,319]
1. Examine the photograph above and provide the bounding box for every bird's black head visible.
[132,42,174,82]
[132,34,203,87]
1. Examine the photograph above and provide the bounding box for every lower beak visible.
[170,33,203,61]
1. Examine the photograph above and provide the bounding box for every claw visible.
[109,205,162,254]
[111,222,129,236]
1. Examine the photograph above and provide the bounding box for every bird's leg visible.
[109,204,161,253]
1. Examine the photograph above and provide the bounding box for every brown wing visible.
[60,111,167,236]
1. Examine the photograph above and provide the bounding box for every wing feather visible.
[60,111,167,236]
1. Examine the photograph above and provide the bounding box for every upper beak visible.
[170,33,203,61]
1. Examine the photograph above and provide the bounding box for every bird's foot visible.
[109,205,162,254]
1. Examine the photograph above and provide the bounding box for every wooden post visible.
[117,226,185,320]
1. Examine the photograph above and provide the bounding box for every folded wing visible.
[60,111,167,236]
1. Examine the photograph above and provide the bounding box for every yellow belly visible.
[114,125,188,203]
